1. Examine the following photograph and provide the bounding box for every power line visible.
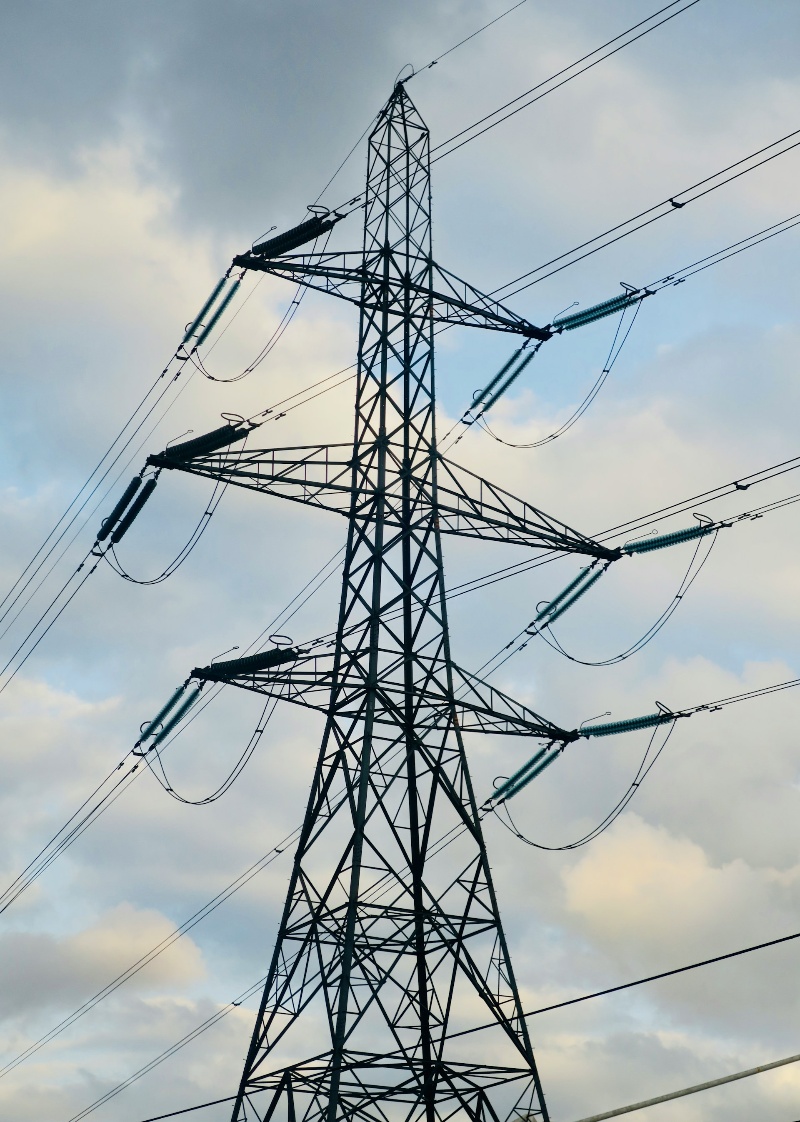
[316,0,536,210]
[64,977,269,1122]
[410,0,529,77]
[326,0,701,215]
[492,125,800,299]
[131,1097,240,1122]
[0,836,298,1081]
[68,920,800,1120]
[455,927,800,1038]
[430,0,702,163]
[569,1051,800,1122]
[0,339,207,637]
[646,207,800,289]
[0,369,199,682]
[0,544,345,915]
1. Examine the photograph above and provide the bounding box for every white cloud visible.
[561,813,800,962]
[0,902,205,1023]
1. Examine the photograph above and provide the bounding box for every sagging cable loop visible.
[99,420,254,586]
[494,719,679,851]
[477,290,645,450]
[104,473,223,585]
[194,222,339,384]
[146,697,279,806]
[484,517,722,682]
[542,526,720,667]
[441,341,544,452]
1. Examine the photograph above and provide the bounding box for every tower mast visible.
[228,82,549,1122]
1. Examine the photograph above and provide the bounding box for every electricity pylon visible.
[150,81,615,1122]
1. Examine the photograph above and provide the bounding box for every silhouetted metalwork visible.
[153,82,611,1122]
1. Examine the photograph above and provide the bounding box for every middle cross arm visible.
[231,250,551,340]
[148,440,617,560]
[191,646,575,742]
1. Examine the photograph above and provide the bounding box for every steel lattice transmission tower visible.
[151,81,615,1122]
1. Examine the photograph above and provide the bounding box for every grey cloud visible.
[2,0,800,239]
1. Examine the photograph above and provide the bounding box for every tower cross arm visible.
[190,647,574,742]
[147,441,615,559]
[450,663,576,741]
[147,441,357,517]
[231,250,551,339]
[434,455,619,560]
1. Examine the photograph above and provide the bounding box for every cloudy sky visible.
[1,1,800,1120]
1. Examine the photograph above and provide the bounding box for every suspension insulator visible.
[490,743,563,803]
[535,566,595,622]
[96,477,142,542]
[554,293,639,332]
[581,712,672,738]
[473,347,526,407]
[195,279,242,347]
[162,423,248,462]
[252,214,340,257]
[108,477,158,544]
[182,275,228,344]
[489,744,550,802]
[483,348,537,411]
[194,647,299,680]
[139,683,190,744]
[545,567,605,625]
[151,685,203,746]
[623,523,715,554]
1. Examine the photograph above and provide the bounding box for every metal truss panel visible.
[194,647,572,740]
[150,443,614,559]
[224,84,552,1122]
